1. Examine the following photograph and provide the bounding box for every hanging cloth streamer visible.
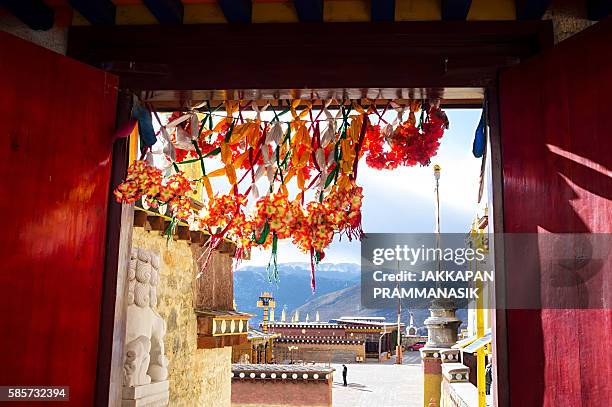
[115,98,451,290]
[113,118,137,142]
[472,103,487,158]
[133,103,157,152]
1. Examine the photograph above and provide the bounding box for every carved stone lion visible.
[123,247,169,387]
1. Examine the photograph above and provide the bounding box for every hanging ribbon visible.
[267,233,279,283]
[133,103,156,152]
[473,104,487,158]
[116,98,449,288]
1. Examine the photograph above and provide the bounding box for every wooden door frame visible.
[486,84,509,407]
[79,20,554,406]
[96,90,135,407]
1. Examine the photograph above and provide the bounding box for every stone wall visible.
[132,227,231,407]
[232,381,332,407]
[231,365,334,407]
[543,0,596,43]
[0,14,67,54]
[200,347,232,406]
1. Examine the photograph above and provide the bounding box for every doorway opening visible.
[117,90,495,407]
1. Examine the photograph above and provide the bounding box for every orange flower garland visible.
[115,101,449,290]
[114,161,194,220]
[197,193,248,236]
[114,160,163,204]
[252,191,303,247]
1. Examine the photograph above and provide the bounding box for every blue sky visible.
[244,108,485,266]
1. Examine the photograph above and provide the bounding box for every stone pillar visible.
[421,300,461,406]
[424,300,461,348]
[421,348,443,407]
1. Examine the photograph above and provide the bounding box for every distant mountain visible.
[234,262,468,331]
[234,263,360,323]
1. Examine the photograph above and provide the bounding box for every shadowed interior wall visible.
[0,32,117,405]
[499,18,611,407]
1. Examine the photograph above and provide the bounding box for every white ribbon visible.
[165,114,190,129]
[390,101,406,126]
[145,151,155,166]
[161,127,176,162]
[254,164,266,181]
[251,102,270,121]
[175,127,194,150]
[190,112,199,139]
[250,183,260,200]
[266,121,284,145]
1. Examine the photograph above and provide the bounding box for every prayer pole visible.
[421,165,461,407]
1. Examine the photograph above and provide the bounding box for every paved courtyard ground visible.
[331,351,423,407]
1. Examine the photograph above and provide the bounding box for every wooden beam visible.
[371,0,395,22]
[133,210,148,227]
[515,0,550,20]
[218,241,237,256]
[293,0,323,22]
[1,0,54,30]
[198,334,247,349]
[218,0,252,23]
[190,230,210,245]
[68,0,116,25]
[142,0,184,24]
[441,0,472,20]
[177,225,191,241]
[587,0,611,20]
[67,21,553,90]
[147,215,165,231]
[144,93,484,111]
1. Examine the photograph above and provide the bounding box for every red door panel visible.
[499,19,612,407]
[0,32,118,406]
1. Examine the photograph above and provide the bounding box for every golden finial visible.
[433,164,441,180]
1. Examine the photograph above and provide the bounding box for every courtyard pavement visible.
[331,351,423,407]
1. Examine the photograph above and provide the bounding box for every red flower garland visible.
[364,106,448,170]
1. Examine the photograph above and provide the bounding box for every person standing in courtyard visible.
[342,364,348,386]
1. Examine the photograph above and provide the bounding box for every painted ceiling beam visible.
[1,0,54,30]
[142,0,184,24]
[293,0,323,22]
[67,0,116,25]
[515,0,550,20]
[587,0,611,20]
[218,0,252,23]
[441,0,472,20]
[371,0,395,22]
